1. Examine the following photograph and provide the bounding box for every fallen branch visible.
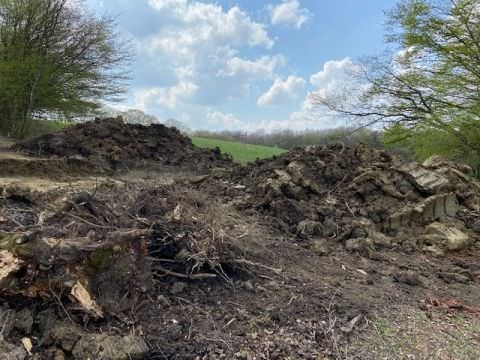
[64,212,114,229]
[153,265,217,280]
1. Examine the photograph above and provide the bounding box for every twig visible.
[344,200,356,217]
[153,265,217,280]
[64,212,115,229]
[230,258,283,275]
[49,282,75,325]
[4,214,25,229]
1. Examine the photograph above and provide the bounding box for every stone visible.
[385,193,459,231]
[345,237,375,257]
[274,169,291,183]
[156,294,171,306]
[15,308,34,335]
[170,281,187,295]
[309,239,329,256]
[398,163,450,193]
[296,220,322,238]
[0,250,23,282]
[54,349,66,360]
[423,245,445,257]
[0,309,16,338]
[72,334,148,360]
[438,271,471,284]
[46,322,84,352]
[393,272,423,286]
[421,222,472,251]
[0,340,27,360]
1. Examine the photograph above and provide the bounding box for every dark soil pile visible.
[225,144,480,255]
[16,117,232,172]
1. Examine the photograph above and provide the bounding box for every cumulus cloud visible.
[309,58,360,99]
[219,55,286,78]
[147,0,273,51]
[134,81,199,110]
[269,0,312,29]
[282,58,362,126]
[257,76,305,107]
[137,0,280,110]
[206,110,245,129]
[203,110,335,133]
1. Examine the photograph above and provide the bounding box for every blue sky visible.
[87,0,397,131]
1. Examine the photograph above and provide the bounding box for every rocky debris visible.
[16,117,232,173]
[393,271,423,286]
[38,319,148,359]
[224,144,480,255]
[0,340,27,360]
[397,162,450,193]
[421,222,473,254]
[72,334,148,360]
[170,281,187,295]
[0,250,23,282]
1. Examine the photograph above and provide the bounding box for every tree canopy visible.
[0,0,132,138]
[313,0,480,171]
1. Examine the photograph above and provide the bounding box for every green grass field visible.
[191,137,287,164]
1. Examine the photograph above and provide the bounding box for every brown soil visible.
[222,144,479,254]
[0,122,479,360]
[15,117,233,173]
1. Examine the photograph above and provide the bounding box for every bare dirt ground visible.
[0,119,479,360]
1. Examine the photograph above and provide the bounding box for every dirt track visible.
[1,119,479,359]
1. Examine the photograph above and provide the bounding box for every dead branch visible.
[152,265,217,280]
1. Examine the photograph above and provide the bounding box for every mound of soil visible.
[1,140,479,359]
[16,117,232,172]
[225,144,480,256]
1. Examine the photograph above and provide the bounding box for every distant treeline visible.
[192,127,415,160]
[192,127,382,149]
[193,128,364,147]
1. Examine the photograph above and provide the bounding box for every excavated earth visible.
[15,117,232,174]
[0,120,479,360]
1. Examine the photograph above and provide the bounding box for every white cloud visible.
[308,57,361,102]
[280,58,362,126]
[220,55,286,78]
[205,110,335,133]
[148,0,187,11]
[270,0,312,29]
[138,0,279,110]
[206,110,245,129]
[257,76,305,107]
[134,81,199,110]
[147,0,273,51]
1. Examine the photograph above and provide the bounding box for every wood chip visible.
[0,250,23,281]
[21,337,33,355]
[71,281,104,318]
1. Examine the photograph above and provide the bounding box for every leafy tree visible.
[0,0,132,137]
[312,0,480,169]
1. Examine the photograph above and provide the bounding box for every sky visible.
[87,0,398,132]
